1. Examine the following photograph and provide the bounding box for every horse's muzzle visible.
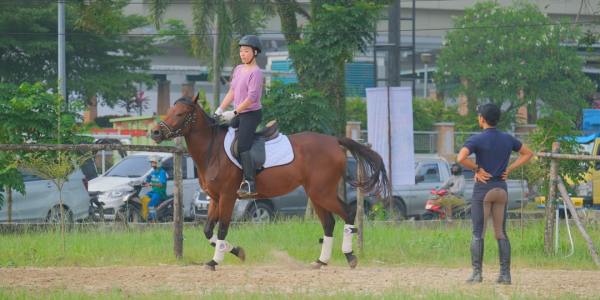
[151,129,163,143]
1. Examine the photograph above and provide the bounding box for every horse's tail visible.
[337,137,391,202]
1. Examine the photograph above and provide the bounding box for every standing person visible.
[214,35,264,198]
[456,103,533,285]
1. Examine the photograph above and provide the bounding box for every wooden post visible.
[544,142,559,255]
[173,137,184,259]
[354,164,364,254]
[304,198,314,219]
[556,178,600,267]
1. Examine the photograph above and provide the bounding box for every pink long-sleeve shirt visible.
[230,64,263,113]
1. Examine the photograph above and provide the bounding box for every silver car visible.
[0,169,91,223]
[88,152,200,221]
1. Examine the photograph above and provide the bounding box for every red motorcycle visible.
[422,189,448,220]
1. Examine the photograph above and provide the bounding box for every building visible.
[94,0,598,117]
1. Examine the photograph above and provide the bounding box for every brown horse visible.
[151,95,390,270]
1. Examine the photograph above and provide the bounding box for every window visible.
[162,157,174,180]
[416,163,440,183]
[105,156,150,178]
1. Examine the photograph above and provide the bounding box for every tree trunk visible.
[275,0,301,44]
[333,60,346,136]
[544,142,559,255]
[7,186,12,224]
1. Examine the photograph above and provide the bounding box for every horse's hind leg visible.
[314,195,358,269]
[310,203,335,269]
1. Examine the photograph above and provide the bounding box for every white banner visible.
[366,87,415,188]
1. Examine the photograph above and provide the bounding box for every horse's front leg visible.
[205,194,244,271]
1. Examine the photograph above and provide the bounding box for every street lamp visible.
[421,53,433,98]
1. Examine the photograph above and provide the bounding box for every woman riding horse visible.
[152,94,390,271]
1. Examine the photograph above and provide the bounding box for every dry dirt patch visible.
[1,263,599,298]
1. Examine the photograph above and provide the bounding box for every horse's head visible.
[151,94,199,143]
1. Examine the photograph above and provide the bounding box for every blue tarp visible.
[582,109,600,132]
[575,132,600,144]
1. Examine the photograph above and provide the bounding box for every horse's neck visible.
[184,119,224,173]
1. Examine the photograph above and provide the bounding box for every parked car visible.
[192,157,371,222]
[0,169,91,223]
[88,152,200,221]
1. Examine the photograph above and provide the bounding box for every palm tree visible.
[149,0,271,108]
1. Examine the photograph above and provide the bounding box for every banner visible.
[366,87,415,188]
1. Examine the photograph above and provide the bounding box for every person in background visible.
[142,156,168,221]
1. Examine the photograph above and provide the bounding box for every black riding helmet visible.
[239,35,262,55]
[450,163,463,175]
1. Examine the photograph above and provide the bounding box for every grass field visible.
[1,219,598,269]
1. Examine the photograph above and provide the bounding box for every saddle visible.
[230,120,279,171]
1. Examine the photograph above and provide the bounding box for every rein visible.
[158,97,222,167]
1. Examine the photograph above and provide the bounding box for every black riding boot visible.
[496,239,511,285]
[466,238,484,283]
[238,151,257,198]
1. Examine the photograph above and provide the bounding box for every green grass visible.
[0,219,599,269]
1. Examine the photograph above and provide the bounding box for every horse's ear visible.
[192,92,200,104]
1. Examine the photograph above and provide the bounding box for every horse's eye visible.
[176,113,183,117]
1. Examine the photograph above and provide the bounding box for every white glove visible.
[222,110,236,121]
[214,107,224,116]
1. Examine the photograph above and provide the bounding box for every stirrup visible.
[237,180,257,197]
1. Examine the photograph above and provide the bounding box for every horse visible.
[151,94,390,271]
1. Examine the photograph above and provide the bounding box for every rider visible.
[142,156,168,221]
[437,163,466,218]
[214,34,264,198]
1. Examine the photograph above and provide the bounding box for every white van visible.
[88,152,201,220]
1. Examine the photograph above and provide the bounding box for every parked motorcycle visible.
[422,188,469,220]
[115,182,174,223]
[422,189,449,220]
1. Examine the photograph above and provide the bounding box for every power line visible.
[0,21,596,37]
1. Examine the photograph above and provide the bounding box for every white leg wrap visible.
[342,224,355,254]
[319,236,334,263]
[213,240,232,263]
[209,235,217,244]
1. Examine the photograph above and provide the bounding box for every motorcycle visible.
[422,189,449,220]
[115,182,174,223]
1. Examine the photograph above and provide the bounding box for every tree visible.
[0,1,157,109]
[0,82,85,223]
[435,1,595,123]
[149,0,269,108]
[286,1,382,135]
[262,81,335,134]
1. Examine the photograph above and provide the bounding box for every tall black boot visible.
[496,239,511,285]
[238,151,257,198]
[466,238,484,283]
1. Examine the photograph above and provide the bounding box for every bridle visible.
[158,97,197,139]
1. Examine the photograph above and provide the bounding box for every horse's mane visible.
[175,97,227,167]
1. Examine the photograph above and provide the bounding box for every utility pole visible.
[58,0,67,105]
[212,13,221,110]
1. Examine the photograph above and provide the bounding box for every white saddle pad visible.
[224,127,294,169]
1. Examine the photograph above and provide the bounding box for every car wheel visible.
[392,197,407,221]
[246,201,274,223]
[47,206,74,224]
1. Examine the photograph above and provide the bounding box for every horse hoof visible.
[205,260,218,271]
[232,246,246,262]
[345,253,358,269]
[310,260,327,269]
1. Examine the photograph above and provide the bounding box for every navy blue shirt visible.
[463,128,522,178]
